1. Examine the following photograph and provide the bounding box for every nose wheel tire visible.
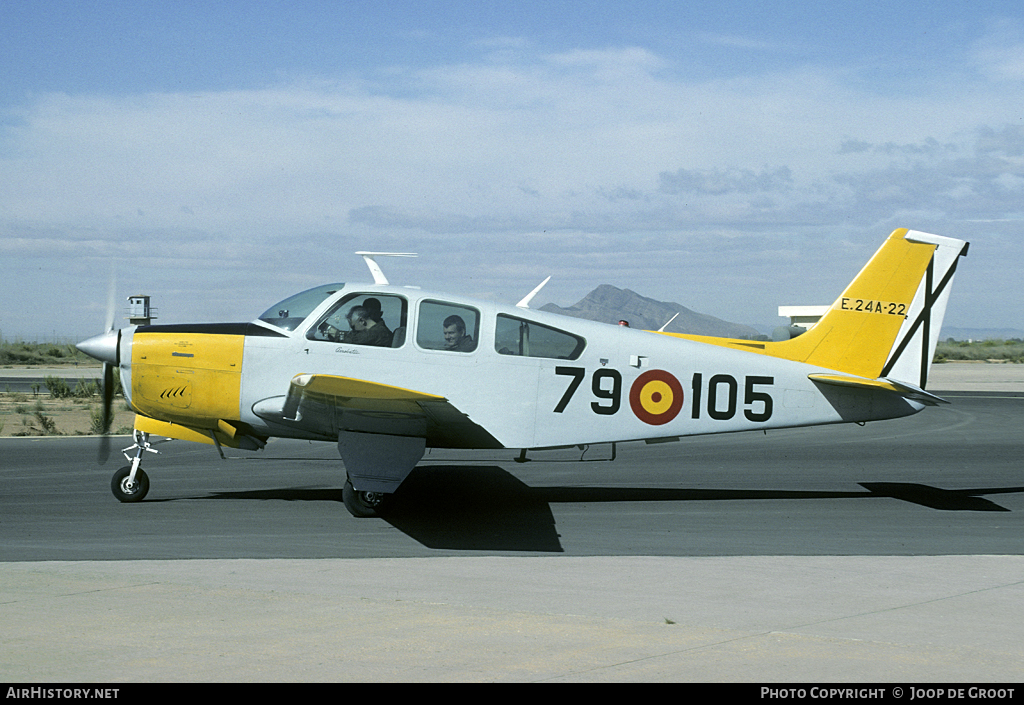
[343,478,386,518]
[111,466,150,503]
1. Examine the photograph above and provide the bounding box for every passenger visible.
[363,298,385,326]
[443,315,476,352]
[343,305,393,347]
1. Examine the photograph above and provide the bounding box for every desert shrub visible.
[89,407,111,435]
[73,379,99,398]
[45,377,73,399]
[0,340,93,365]
[33,412,58,435]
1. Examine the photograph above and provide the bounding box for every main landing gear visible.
[110,430,159,503]
[343,476,387,518]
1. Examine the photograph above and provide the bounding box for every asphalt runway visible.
[3,393,1022,560]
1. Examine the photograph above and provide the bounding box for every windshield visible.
[258,283,345,331]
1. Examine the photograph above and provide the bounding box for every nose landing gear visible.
[110,430,159,503]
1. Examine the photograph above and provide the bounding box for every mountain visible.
[540,285,764,339]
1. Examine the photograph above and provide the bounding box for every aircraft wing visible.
[252,374,502,448]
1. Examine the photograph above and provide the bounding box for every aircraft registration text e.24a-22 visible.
[76,228,968,517]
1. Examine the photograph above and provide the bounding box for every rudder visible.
[879,230,970,388]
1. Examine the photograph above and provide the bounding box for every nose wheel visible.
[111,465,150,502]
[110,430,159,503]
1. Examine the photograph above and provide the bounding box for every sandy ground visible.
[0,366,130,437]
[0,396,134,437]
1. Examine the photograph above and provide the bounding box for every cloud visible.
[0,54,998,240]
[838,140,872,154]
[975,124,1024,156]
[828,127,1024,219]
[972,20,1024,82]
[1,43,1023,336]
[658,166,794,196]
[695,33,783,53]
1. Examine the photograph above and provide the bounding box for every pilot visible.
[343,305,393,347]
[442,315,475,352]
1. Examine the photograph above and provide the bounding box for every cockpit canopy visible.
[258,283,344,332]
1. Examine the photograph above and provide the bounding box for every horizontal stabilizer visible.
[808,373,948,406]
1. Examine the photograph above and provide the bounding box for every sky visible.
[2,0,1023,341]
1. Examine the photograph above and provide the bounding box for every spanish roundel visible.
[629,370,684,425]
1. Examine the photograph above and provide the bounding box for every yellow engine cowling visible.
[131,331,244,429]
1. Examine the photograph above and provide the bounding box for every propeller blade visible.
[98,270,117,464]
[104,271,117,333]
[98,359,114,465]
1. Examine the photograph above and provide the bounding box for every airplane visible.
[76,228,968,517]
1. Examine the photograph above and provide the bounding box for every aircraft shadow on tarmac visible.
[186,466,1024,552]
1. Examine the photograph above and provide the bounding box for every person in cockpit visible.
[363,298,386,326]
[342,305,393,347]
[442,315,475,352]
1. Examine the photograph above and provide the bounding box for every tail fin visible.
[774,228,969,387]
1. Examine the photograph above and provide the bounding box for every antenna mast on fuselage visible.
[355,252,417,285]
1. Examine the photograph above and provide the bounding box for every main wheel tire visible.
[343,478,386,518]
[111,466,150,503]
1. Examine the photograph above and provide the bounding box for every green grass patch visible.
[935,339,1024,363]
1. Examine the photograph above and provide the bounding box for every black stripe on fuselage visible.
[135,322,288,337]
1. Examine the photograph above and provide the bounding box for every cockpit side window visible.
[495,314,586,360]
[416,300,479,353]
[308,294,408,348]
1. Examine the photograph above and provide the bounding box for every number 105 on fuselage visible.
[554,366,774,428]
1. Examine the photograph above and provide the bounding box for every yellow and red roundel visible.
[629,370,684,425]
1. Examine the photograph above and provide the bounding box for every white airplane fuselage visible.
[116,283,922,453]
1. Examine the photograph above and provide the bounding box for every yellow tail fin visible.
[774,229,968,386]
[662,229,969,389]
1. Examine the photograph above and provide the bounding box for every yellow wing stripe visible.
[291,374,444,401]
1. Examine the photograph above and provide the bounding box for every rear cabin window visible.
[416,301,479,353]
[495,315,585,360]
